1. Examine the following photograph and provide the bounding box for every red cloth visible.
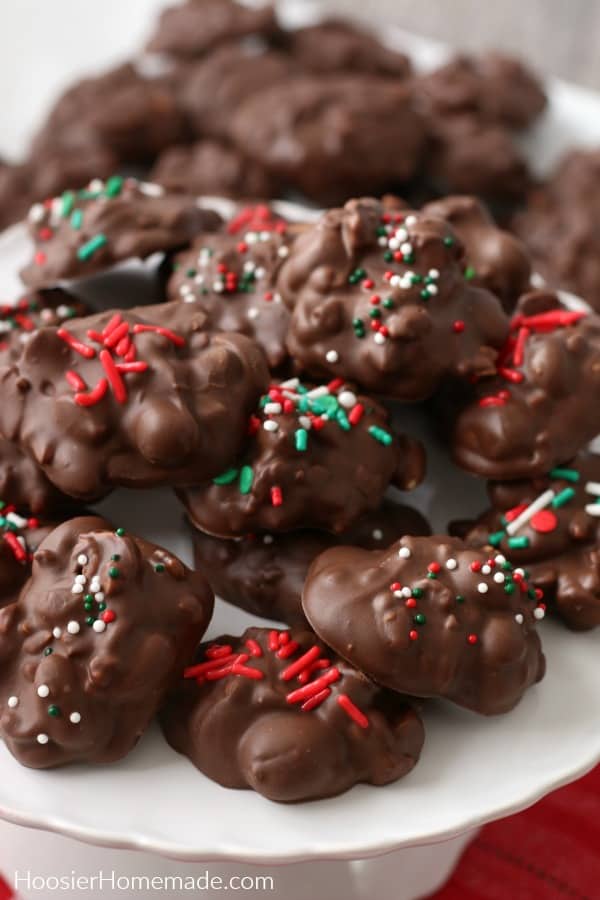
[431,764,600,899]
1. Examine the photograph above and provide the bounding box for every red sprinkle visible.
[244,638,263,658]
[280,645,322,682]
[327,378,344,392]
[297,659,330,684]
[103,314,122,337]
[100,349,127,403]
[499,367,524,384]
[286,668,340,705]
[271,485,283,507]
[57,328,96,359]
[65,370,86,392]
[467,634,478,645]
[478,395,508,408]
[348,403,364,426]
[74,378,108,407]
[277,640,300,660]
[301,688,331,712]
[405,598,417,609]
[3,531,26,563]
[409,630,418,641]
[337,694,369,729]
[34,251,47,266]
[512,327,530,367]
[104,321,129,349]
[206,645,233,659]
[427,562,441,574]
[268,630,280,651]
[231,664,263,680]
[530,509,558,533]
[132,324,185,347]
[101,610,116,624]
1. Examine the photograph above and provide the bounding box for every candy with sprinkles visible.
[178,378,425,537]
[458,450,600,630]
[161,627,424,803]
[0,516,213,768]
[303,535,545,714]
[278,196,509,400]
[0,500,57,610]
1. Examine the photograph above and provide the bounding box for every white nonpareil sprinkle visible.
[95,592,104,603]
[298,416,312,430]
[481,564,491,575]
[515,613,524,624]
[401,586,412,598]
[374,332,386,345]
[93,620,106,633]
[77,554,88,566]
[398,546,411,559]
[37,734,49,745]
[263,420,278,432]
[70,712,82,724]
[534,607,546,620]
[263,535,274,545]
[71,583,84,595]
[372,529,383,541]
[477,583,489,594]
[325,350,339,364]
[7,696,18,708]
[446,558,458,570]
[36,685,50,699]
[278,245,289,258]
[404,215,418,227]
[493,572,505,583]
[74,574,86,585]
[29,203,45,223]
[67,621,80,635]
[400,242,413,256]
[247,307,259,320]
[338,390,357,409]
[426,284,438,296]
[495,554,506,565]
[52,627,62,639]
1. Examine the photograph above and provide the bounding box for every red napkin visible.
[431,763,600,899]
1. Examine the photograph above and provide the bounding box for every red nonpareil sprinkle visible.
[428,562,441,574]
[280,645,322,681]
[245,638,263,658]
[467,634,478,645]
[263,291,273,302]
[101,610,116,624]
[277,640,300,659]
[370,320,380,332]
[452,320,465,334]
[301,688,331,712]
[57,328,96,359]
[237,241,248,254]
[27,518,39,528]
[268,630,280,651]
[132,324,185,347]
[297,659,330,684]
[3,531,26,563]
[478,395,507,408]
[499,367,524,384]
[38,226,53,241]
[327,378,344,392]
[309,415,327,430]
[100,350,127,403]
[348,403,364,426]
[75,378,108,407]
[65,370,86,392]
[362,278,374,289]
[34,251,47,266]
[286,668,340,704]
[512,327,530,367]
[409,629,418,641]
[248,415,261,435]
[206,644,233,659]
[370,295,381,306]
[379,325,389,337]
[405,598,417,609]
[535,588,544,601]
[14,313,34,331]
[271,485,283,507]
[104,321,129,349]
[390,582,402,592]
[337,694,369,729]
[470,561,482,572]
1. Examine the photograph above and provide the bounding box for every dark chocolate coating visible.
[230,76,426,205]
[192,498,431,626]
[279,197,509,400]
[455,452,600,631]
[20,178,222,289]
[0,162,31,230]
[167,206,298,369]
[0,507,56,610]
[0,517,213,768]
[512,150,600,313]
[303,535,545,715]
[27,141,119,207]
[146,0,278,59]
[29,64,186,167]
[150,140,277,199]
[178,378,425,537]
[0,288,88,367]
[0,302,269,501]
[445,291,600,479]
[0,437,73,518]
[161,627,424,803]
[422,196,532,313]
[179,44,296,140]
[417,53,547,129]
[287,20,411,77]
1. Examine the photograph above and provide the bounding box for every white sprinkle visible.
[401,586,412,598]
[138,180,164,197]
[67,621,80,635]
[29,203,45,223]
[446,558,458,570]
[93,620,106,633]
[71,583,84,595]
[264,402,282,415]
[213,281,224,292]
[378,236,388,247]
[389,275,401,287]
[263,535,274,545]
[88,178,104,193]
[37,684,50,699]
[400,242,413,256]
[493,572,505,584]
[52,627,62,639]
[69,712,82,724]
[388,238,400,250]
[56,305,71,317]
[247,307,259,319]
[95,592,104,603]
[506,490,555,535]
[372,528,384,541]
[404,215,418,227]
[428,268,440,280]
[307,386,329,399]
[514,568,525,577]
[515,613,524,624]
[75,574,86,585]
[6,512,27,529]
[246,232,258,244]
[263,420,279,432]
[7,696,18,709]
[534,607,545,620]
[90,578,101,593]
[395,227,408,242]
[495,554,506,565]
[374,332,386,345]
[325,350,339,364]
[76,554,88,566]
[243,260,256,273]
[280,378,299,389]
[298,416,312,430]
[259,231,271,242]
[585,481,600,496]
[278,245,289,258]
[254,266,266,280]
[398,546,411,559]
[338,390,357,409]
[37,734,49,745]
[393,590,403,598]
[585,504,600,517]
[426,284,438,296]
[477,582,489,594]
[481,564,492,575]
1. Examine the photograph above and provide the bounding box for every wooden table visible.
[322,0,600,89]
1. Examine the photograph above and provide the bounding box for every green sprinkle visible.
[504,582,516,595]
[84,601,93,612]
[369,308,382,319]
[404,254,415,264]
[383,297,394,309]
[154,563,165,574]
[508,536,530,549]
[111,554,121,562]
[488,531,505,547]
[295,428,308,452]
[104,175,124,197]
[213,468,238,485]
[368,426,393,446]
[464,266,477,281]
[77,233,107,262]
[552,487,576,508]
[411,274,423,284]
[86,616,96,626]
[115,527,125,537]
[108,566,120,579]
[48,705,61,718]
[411,587,424,599]
[414,613,427,625]
[527,588,537,600]
[239,465,254,495]
[97,602,106,611]
[383,251,393,262]
[0,501,5,511]
[61,191,75,218]
[376,226,388,237]
[44,647,53,656]
[420,289,430,300]
[549,467,580,483]
[444,236,455,247]
[456,594,465,604]
[335,408,350,431]
[70,210,83,229]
